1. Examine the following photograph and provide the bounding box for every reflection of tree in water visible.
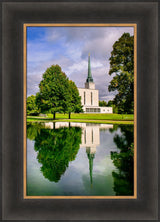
[34,126,82,182]
[27,122,44,141]
[110,125,134,195]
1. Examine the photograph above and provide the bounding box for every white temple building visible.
[78,54,112,113]
[43,121,115,154]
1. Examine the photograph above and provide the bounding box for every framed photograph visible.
[2,1,158,220]
[24,24,137,199]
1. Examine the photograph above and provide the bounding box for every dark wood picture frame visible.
[1,1,158,220]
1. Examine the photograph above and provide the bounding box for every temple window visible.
[91,92,93,105]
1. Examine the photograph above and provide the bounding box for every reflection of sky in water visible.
[27,124,121,196]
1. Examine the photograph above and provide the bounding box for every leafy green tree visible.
[106,100,113,107]
[36,65,82,119]
[27,95,40,116]
[99,100,107,107]
[108,33,134,114]
[67,80,83,119]
[34,126,82,182]
[36,65,70,119]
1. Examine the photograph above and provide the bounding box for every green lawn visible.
[27,113,134,125]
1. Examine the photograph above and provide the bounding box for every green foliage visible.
[110,125,134,195]
[34,126,82,182]
[99,100,108,107]
[106,100,118,114]
[27,122,44,140]
[67,80,83,117]
[108,33,134,114]
[36,65,82,119]
[27,95,40,116]
[99,100,118,114]
[106,100,113,107]
[36,65,69,116]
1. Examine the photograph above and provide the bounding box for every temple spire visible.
[86,148,95,187]
[86,53,93,83]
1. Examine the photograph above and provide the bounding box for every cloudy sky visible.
[27,26,134,102]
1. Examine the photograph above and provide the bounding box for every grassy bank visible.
[27,113,134,125]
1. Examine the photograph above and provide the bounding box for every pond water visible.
[27,122,134,196]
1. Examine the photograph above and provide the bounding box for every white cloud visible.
[27,26,134,100]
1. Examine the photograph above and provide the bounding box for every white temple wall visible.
[80,126,100,148]
[78,88,99,106]
[99,107,113,113]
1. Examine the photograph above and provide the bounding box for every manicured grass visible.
[27,113,134,125]
[41,113,134,120]
[66,113,133,120]
[27,118,133,125]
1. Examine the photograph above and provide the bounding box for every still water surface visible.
[27,122,134,196]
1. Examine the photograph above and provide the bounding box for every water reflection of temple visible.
[44,122,113,149]
[43,122,113,185]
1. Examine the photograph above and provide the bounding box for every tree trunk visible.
[69,112,71,119]
[53,112,56,120]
